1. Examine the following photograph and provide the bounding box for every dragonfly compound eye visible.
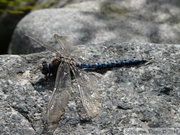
[41,61,50,75]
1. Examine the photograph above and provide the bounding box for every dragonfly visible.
[26,34,147,134]
[25,34,101,133]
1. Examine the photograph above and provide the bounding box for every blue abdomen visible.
[76,58,147,69]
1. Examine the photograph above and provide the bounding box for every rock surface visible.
[1,40,180,134]
[8,0,180,54]
[3,0,180,134]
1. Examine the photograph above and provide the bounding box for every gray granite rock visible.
[8,0,180,54]
[1,40,180,134]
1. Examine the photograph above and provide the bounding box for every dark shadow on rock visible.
[32,76,55,92]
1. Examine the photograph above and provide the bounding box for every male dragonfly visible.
[25,34,101,133]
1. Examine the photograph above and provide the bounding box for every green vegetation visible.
[101,3,129,19]
[0,0,55,14]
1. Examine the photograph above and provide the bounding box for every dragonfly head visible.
[41,61,51,75]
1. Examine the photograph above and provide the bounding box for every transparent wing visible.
[46,62,72,132]
[71,66,101,118]
[24,34,61,55]
[54,34,78,56]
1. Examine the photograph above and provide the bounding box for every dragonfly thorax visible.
[41,57,76,76]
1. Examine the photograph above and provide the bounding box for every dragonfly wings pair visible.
[46,57,100,125]
[26,34,100,132]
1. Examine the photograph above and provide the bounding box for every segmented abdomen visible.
[76,59,147,69]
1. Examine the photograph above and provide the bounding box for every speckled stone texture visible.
[1,41,180,134]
